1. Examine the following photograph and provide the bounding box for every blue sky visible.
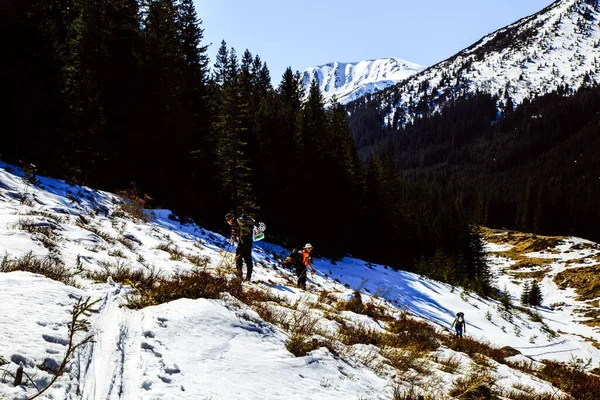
[194,0,554,81]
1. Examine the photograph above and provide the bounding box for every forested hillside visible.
[348,84,600,244]
[0,0,491,293]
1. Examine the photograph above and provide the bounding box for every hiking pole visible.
[218,242,233,269]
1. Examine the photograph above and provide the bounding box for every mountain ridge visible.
[348,0,600,127]
[301,57,425,104]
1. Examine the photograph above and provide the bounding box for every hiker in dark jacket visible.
[296,243,315,290]
[451,312,466,338]
[225,213,255,281]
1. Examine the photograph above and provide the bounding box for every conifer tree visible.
[520,280,531,305]
[213,46,258,216]
[528,280,543,307]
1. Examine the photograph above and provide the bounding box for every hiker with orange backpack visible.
[296,243,316,290]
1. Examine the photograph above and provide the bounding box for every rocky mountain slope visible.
[301,57,425,105]
[351,0,600,127]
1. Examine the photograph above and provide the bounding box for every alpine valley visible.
[3,0,600,399]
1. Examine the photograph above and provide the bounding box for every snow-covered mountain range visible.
[1,162,600,399]
[348,0,600,127]
[301,57,425,105]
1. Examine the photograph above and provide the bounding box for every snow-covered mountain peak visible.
[302,57,426,105]
[358,0,600,127]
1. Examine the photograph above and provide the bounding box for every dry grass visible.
[76,219,117,244]
[538,360,600,400]
[155,242,185,261]
[13,217,61,252]
[509,259,553,271]
[336,290,389,320]
[86,259,162,292]
[124,270,232,309]
[437,353,462,373]
[385,315,440,352]
[338,323,381,346]
[185,254,210,269]
[0,251,74,286]
[382,347,431,375]
[449,366,498,399]
[22,209,67,225]
[115,183,152,222]
[481,227,564,253]
[553,264,600,301]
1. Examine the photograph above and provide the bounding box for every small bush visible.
[14,218,61,252]
[447,337,506,363]
[155,242,185,261]
[116,183,152,221]
[108,249,127,258]
[336,290,387,320]
[0,252,74,286]
[392,384,428,400]
[386,315,440,352]
[23,209,66,224]
[338,323,381,346]
[287,334,320,357]
[125,270,231,309]
[382,347,431,375]
[186,254,210,269]
[502,384,565,399]
[438,353,461,373]
[539,359,600,399]
[76,220,116,244]
[449,367,498,399]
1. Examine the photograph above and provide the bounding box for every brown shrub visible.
[115,183,152,222]
[538,360,600,400]
[446,337,505,363]
[338,323,381,346]
[386,315,440,352]
[449,367,498,399]
[0,251,74,286]
[336,290,388,320]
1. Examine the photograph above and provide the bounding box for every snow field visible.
[0,162,597,398]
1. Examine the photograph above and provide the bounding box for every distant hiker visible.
[225,213,255,281]
[451,312,466,338]
[296,243,316,290]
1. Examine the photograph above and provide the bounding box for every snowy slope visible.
[0,162,599,399]
[369,0,600,126]
[301,58,425,105]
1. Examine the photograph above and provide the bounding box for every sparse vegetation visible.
[0,252,74,286]
[449,366,497,399]
[114,183,152,222]
[76,220,117,244]
[437,353,461,373]
[155,242,185,261]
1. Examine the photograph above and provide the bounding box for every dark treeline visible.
[348,82,600,245]
[0,0,492,294]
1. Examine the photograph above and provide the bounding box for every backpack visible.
[282,248,302,269]
[237,214,255,238]
[456,312,465,326]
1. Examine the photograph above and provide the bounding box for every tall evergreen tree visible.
[520,279,531,305]
[213,47,258,216]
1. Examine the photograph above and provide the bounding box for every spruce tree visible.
[520,280,531,305]
[528,280,543,307]
[212,46,258,216]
